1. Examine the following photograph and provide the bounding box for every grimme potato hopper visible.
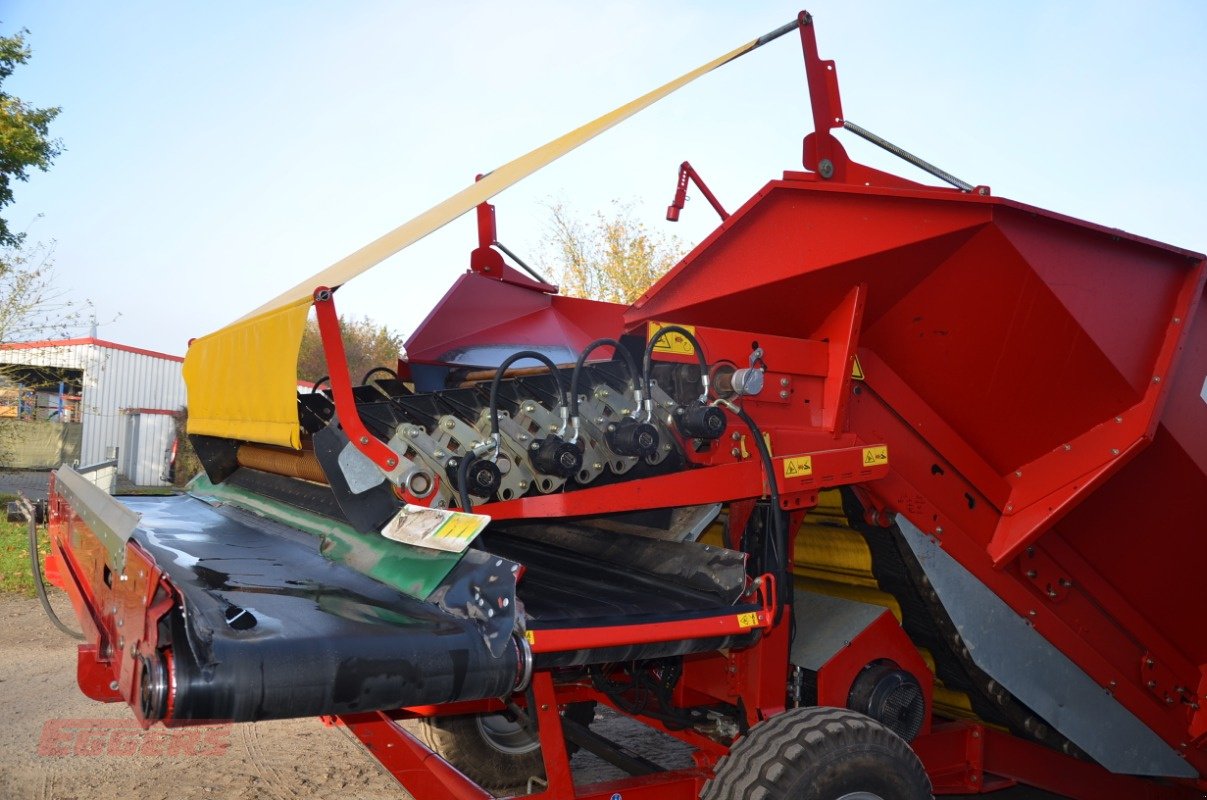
[42,12,1206,800]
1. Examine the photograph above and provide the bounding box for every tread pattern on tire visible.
[700,706,933,800]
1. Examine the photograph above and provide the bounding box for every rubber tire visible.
[700,707,933,800]
[417,702,595,792]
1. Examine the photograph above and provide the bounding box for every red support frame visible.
[915,722,1203,799]
[312,286,401,471]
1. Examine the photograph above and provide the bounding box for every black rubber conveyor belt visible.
[125,495,518,723]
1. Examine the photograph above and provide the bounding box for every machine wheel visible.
[700,707,932,800]
[417,702,595,791]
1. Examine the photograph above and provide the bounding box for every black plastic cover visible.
[125,494,518,723]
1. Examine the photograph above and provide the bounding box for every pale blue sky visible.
[5,2,1206,355]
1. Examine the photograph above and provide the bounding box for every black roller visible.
[125,495,520,723]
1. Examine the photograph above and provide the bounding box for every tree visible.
[0,28,76,344]
[0,28,62,248]
[540,200,686,305]
[0,241,89,342]
[296,314,406,385]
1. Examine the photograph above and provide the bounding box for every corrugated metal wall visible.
[0,341,186,485]
[80,345,185,483]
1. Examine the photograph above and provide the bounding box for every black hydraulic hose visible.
[569,338,639,420]
[726,405,790,623]
[22,497,84,640]
[642,325,709,409]
[360,366,398,384]
[455,452,477,513]
[488,350,566,438]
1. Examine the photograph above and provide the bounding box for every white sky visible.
[5,1,1206,355]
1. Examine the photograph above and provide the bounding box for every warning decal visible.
[648,321,697,356]
[851,354,865,381]
[782,455,813,478]
[862,446,889,467]
[736,612,759,629]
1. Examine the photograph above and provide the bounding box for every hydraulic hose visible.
[22,496,84,640]
[569,338,639,422]
[720,402,790,623]
[488,350,567,438]
[455,452,477,513]
[642,325,710,416]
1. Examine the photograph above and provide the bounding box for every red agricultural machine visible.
[38,11,1206,800]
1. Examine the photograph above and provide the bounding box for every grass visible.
[0,512,48,598]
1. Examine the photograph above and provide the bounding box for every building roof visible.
[0,337,184,363]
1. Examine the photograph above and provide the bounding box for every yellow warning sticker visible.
[736,612,760,629]
[525,630,536,645]
[782,455,813,478]
[851,354,865,381]
[433,514,482,541]
[647,321,697,356]
[862,446,889,467]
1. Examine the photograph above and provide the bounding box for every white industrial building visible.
[0,337,186,486]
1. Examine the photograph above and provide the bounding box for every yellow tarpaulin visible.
[183,298,311,448]
[184,19,799,449]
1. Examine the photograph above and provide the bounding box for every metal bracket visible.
[313,287,401,472]
[53,465,140,573]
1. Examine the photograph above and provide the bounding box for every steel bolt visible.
[1014,471,1022,477]
[1153,376,1162,384]
[109,680,119,691]
[1110,448,1119,456]
[731,448,741,458]
[779,390,790,399]
[1028,609,1037,617]
[732,431,741,441]
[935,527,943,535]
[1025,570,1037,578]
[780,377,790,387]
[386,458,397,467]
[359,436,369,445]
[818,158,835,179]
[1114,416,1123,424]
[1062,443,1072,451]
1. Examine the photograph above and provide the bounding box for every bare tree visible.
[0,241,91,342]
[539,200,686,305]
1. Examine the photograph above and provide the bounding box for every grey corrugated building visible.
[0,337,186,486]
